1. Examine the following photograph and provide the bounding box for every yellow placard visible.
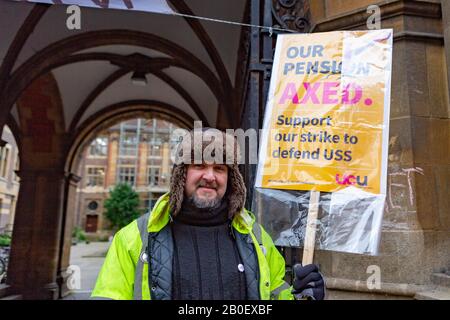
[256,30,393,194]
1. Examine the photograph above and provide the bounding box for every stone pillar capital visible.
[65,172,81,184]
[15,168,65,180]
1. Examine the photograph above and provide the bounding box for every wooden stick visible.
[302,190,320,265]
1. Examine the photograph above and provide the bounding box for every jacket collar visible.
[148,192,255,233]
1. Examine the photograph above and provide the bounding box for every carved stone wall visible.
[304,0,449,299]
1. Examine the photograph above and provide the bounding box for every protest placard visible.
[255,30,393,260]
[256,30,393,195]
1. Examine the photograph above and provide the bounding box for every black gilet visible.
[171,200,247,300]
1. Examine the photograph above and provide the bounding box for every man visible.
[91,128,325,300]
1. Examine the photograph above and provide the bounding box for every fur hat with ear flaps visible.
[169,128,246,218]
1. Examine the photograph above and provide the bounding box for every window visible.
[118,166,135,185]
[87,201,99,211]
[0,146,10,178]
[147,166,160,186]
[149,144,162,157]
[86,167,105,187]
[148,136,162,158]
[120,132,138,156]
[89,136,108,157]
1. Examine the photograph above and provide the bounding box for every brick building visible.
[75,118,178,236]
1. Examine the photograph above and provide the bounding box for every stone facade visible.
[0,126,19,232]
[302,0,450,299]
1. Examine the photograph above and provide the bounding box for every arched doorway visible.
[60,109,188,299]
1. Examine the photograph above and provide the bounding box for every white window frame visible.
[118,166,136,185]
[85,166,105,187]
[88,136,108,158]
[120,132,138,157]
[147,166,160,186]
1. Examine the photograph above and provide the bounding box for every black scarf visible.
[175,197,230,226]
[171,197,247,300]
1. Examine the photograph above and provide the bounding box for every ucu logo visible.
[336,174,368,186]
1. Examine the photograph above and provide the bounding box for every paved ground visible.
[62,241,111,300]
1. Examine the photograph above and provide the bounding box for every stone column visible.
[7,168,66,299]
[105,131,119,187]
[136,135,148,187]
[309,0,450,297]
[162,142,170,184]
[442,0,450,103]
[8,72,69,299]
[8,196,16,228]
[57,172,81,298]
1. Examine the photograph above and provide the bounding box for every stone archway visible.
[0,30,232,130]
[5,69,194,299]
[0,1,247,299]
[58,100,193,298]
[2,27,222,298]
[7,72,67,299]
[0,2,240,130]
[2,12,228,299]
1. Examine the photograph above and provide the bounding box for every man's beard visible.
[188,192,223,210]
